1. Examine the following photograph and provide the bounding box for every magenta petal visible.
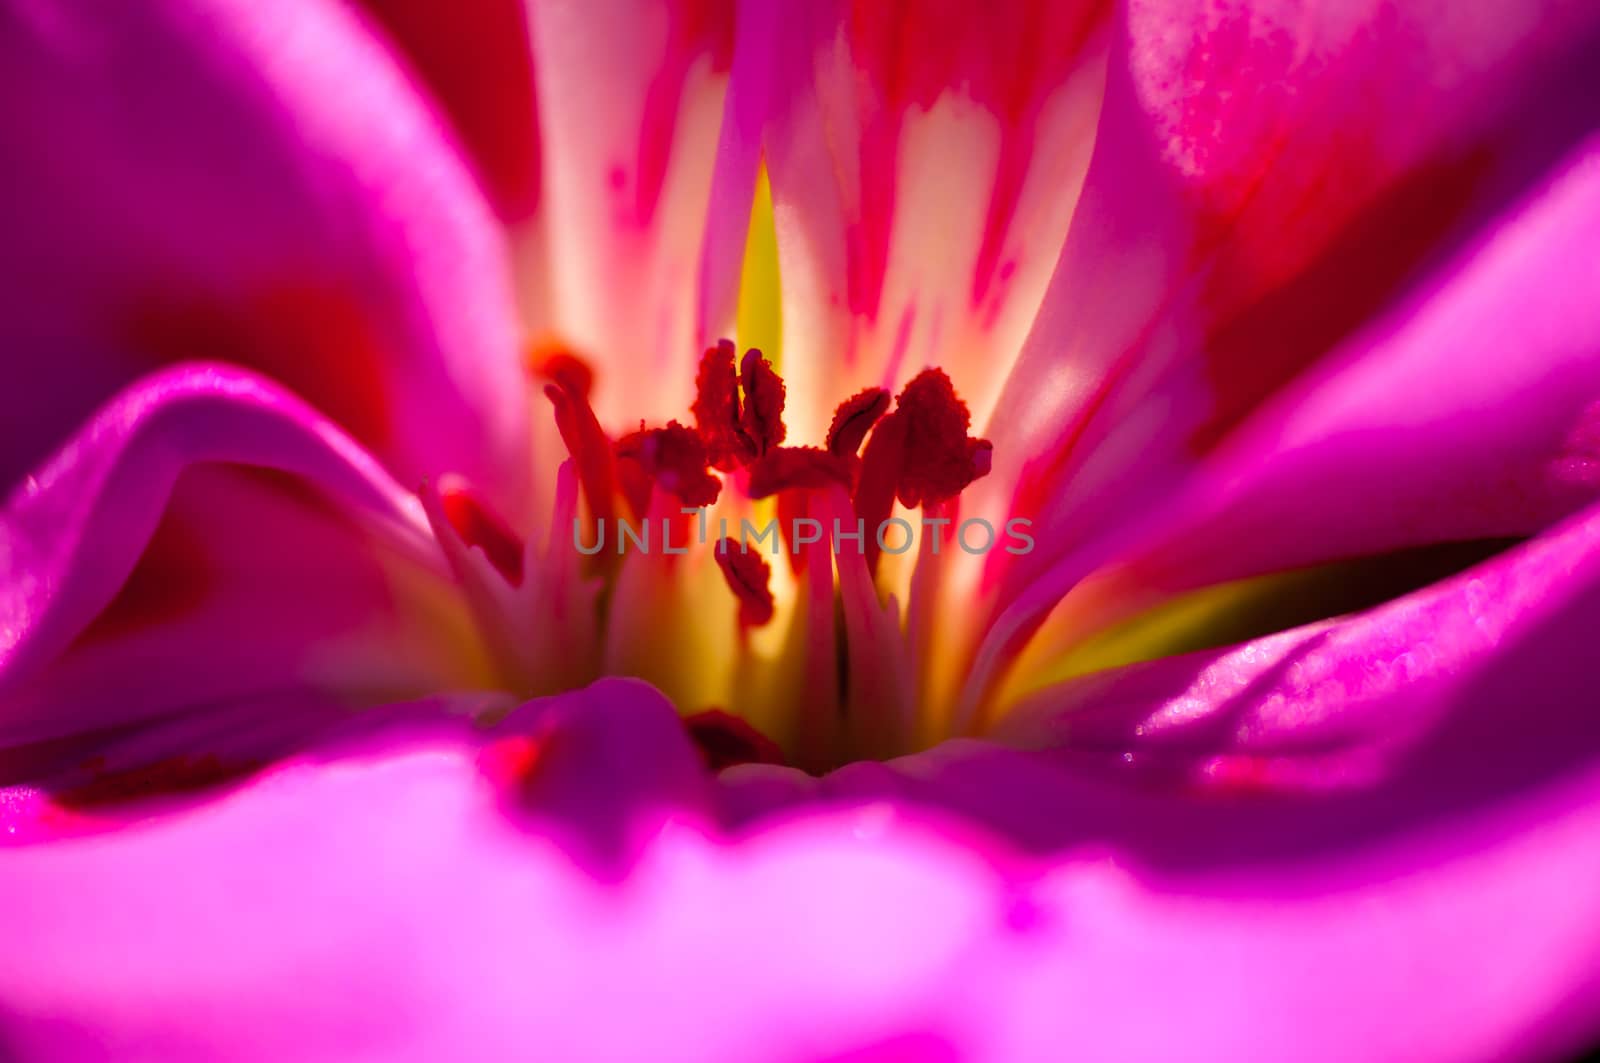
[971,132,1600,691]
[979,0,1600,598]
[0,0,529,509]
[0,364,485,748]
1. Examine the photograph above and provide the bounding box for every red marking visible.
[441,485,525,585]
[746,446,853,499]
[544,380,617,527]
[827,387,891,457]
[890,369,992,507]
[477,734,546,789]
[693,339,744,470]
[738,348,787,458]
[615,421,722,509]
[714,537,776,627]
[527,342,596,402]
[683,709,785,771]
[353,0,541,220]
[128,284,392,455]
[53,754,260,810]
[631,0,735,225]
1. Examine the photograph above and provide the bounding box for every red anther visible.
[683,709,785,771]
[746,446,853,499]
[441,485,526,586]
[713,536,776,627]
[528,343,596,402]
[738,348,786,458]
[890,368,992,507]
[544,381,617,526]
[826,387,890,457]
[693,339,744,470]
[622,421,722,509]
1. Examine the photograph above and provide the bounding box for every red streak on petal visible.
[441,485,525,586]
[827,386,891,457]
[684,709,784,771]
[53,754,261,810]
[714,537,776,627]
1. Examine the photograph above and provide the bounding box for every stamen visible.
[691,341,786,469]
[683,709,785,771]
[528,343,596,402]
[713,536,776,627]
[826,387,890,458]
[615,421,722,509]
[440,485,525,585]
[738,348,786,458]
[890,369,993,507]
[544,380,617,526]
[693,339,744,471]
[746,446,853,499]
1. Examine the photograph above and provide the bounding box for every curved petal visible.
[2,675,1598,1060]
[760,0,1112,437]
[978,0,1600,593]
[0,0,529,510]
[0,364,493,748]
[969,127,1600,713]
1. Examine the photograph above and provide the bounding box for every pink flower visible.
[4,0,1600,1058]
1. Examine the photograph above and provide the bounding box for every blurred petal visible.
[0,365,492,748]
[761,0,1111,437]
[351,0,541,221]
[2,670,1598,1060]
[0,0,529,509]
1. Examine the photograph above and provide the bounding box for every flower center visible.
[436,341,998,773]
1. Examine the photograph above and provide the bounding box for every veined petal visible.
[526,0,737,427]
[980,0,1600,596]
[761,0,1111,439]
[967,121,1600,717]
[0,365,492,749]
[0,0,529,511]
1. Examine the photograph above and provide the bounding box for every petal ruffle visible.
[0,0,529,509]
[0,364,491,748]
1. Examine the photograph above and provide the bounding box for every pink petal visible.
[2,669,1597,1059]
[760,0,1112,435]
[0,364,488,748]
[352,0,542,221]
[969,125,1600,704]
[980,0,1600,588]
[0,0,529,510]
[526,0,738,426]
